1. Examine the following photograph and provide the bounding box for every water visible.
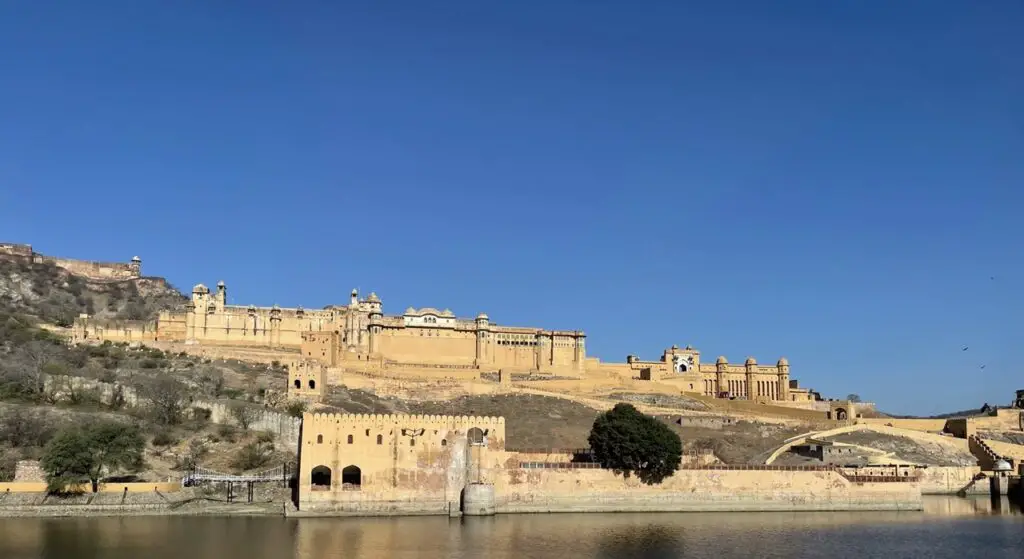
[1,497,1022,559]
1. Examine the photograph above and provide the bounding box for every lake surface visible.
[1,497,1023,559]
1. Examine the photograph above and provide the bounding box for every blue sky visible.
[0,1,1020,415]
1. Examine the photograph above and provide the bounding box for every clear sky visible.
[0,1,1020,416]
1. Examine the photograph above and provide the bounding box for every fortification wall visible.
[375,329,477,365]
[494,467,921,513]
[148,341,300,364]
[974,409,1024,431]
[39,256,139,281]
[0,482,179,493]
[41,376,301,446]
[196,400,301,446]
[297,412,921,515]
[839,465,983,495]
[856,418,949,432]
[0,243,33,258]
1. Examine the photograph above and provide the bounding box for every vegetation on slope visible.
[0,255,185,326]
[0,311,293,484]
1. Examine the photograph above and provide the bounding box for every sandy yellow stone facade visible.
[75,282,820,404]
[0,242,141,280]
[296,412,923,515]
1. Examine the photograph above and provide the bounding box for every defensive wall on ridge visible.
[0,243,142,281]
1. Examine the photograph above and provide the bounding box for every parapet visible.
[303,412,506,427]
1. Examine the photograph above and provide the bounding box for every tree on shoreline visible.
[588,403,682,485]
[41,421,145,493]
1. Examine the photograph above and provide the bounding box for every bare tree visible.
[0,407,55,448]
[196,366,225,398]
[137,376,190,425]
[12,340,64,398]
[230,402,259,430]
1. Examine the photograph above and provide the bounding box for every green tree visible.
[40,421,145,493]
[587,403,683,485]
[39,429,92,494]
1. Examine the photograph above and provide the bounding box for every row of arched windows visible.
[311,465,360,489]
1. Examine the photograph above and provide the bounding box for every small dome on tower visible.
[367,292,380,303]
[351,288,358,296]
[994,459,1013,472]
[716,356,728,365]
[745,357,757,366]
[778,357,789,367]
[217,280,225,287]
[476,313,489,320]
[131,256,141,262]
[192,283,208,293]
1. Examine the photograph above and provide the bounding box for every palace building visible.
[73,283,820,404]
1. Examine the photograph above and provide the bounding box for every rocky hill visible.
[0,254,186,327]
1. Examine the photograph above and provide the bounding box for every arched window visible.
[376,434,383,445]
[293,379,301,389]
[309,379,316,390]
[311,465,332,489]
[341,465,361,490]
[468,427,485,445]
[441,439,447,446]
[316,434,323,444]
[410,438,416,446]
[347,434,353,444]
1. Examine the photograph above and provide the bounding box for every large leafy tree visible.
[588,403,683,485]
[41,421,145,493]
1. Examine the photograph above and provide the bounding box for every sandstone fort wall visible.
[0,242,141,281]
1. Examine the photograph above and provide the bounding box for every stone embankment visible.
[0,488,292,518]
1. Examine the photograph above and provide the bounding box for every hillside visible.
[0,254,186,326]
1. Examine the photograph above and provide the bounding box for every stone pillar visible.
[184,303,196,342]
[445,434,469,516]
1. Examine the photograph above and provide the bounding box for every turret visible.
[269,304,282,347]
[744,357,756,400]
[215,280,227,311]
[366,292,382,314]
[715,356,727,397]
[350,288,358,307]
[129,256,141,276]
[778,357,790,401]
[367,298,383,355]
[574,330,586,371]
[474,313,490,367]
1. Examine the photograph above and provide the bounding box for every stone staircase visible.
[968,434,1004,470]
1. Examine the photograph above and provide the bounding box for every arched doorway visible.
[468,427,485,445]
[311,466,332,490]
[834,408,848,421]
[341,465,361,490]
[293,379,301,389]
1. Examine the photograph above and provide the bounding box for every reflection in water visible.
[1,497,1023,559]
